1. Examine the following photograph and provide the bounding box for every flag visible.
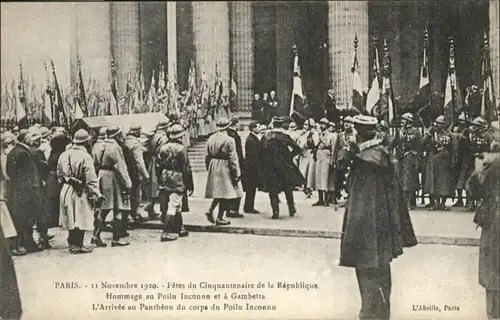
[16,64,28,127]
[366,38,381,116]
[379,39,395,124]
[480,32,498,123]
[110,58,119,115]
[443,37,463,129]
[230,62,237,107]
[351,34,364,115]
[51,60,66,127]
[77,60,88,116]
[415,25,431,125]
[1,81,11,121]
[289,44,305,117]
[146,70,157,113]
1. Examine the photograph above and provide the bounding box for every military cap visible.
[156,120,170,131]
[12,126,19,133]
[458,112,466,122]
[128,123,142,135]
[106,125,122,138]
[216,117,231,131]
[319,118,329,125]
[401,113,414,122]
[471,116,487,128]
[272,116,284,124]
[353,115,378,126]
[73,129,91,144]
[344,116,354,123]
[167,124,185,139]
[435,115,445,124]
[329,122,336,127]
[289,122,297,129]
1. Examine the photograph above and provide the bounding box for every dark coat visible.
[323,95,338,124]
[396,126,423,192]
[339,134,417,268]
[455,130,473,190]
[227,128,244,174]
[251,99,264,123]
[242,132,261,191]
[0,227,22,320]
[6,143,49,231]
[467,156,500,291]
[423,131,456,197]
[265,97,279,123]
[260,129,304,193]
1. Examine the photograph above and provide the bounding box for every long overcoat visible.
[0,227,22,320]
[339,135,417,268]
[315,131,339,191]
[298,131,318,189]
[148,132,168,198]
[260,129,304,193]
[396,127,422,192]
[96,139,132,211]
[227,128,244,174]
[467,155,500,291]
[423,131,456,197]
[6,143,49,231]
[455,131,472,190]
[57,145,100,231]
[204,131,243,199]
[0,150,16,238]
[242,132,261,191]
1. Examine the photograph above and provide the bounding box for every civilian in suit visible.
[266,91,279,123]
[226,117,245,218]
[323,89,338,126]
[243,121,262,213]
[251,93,264,123]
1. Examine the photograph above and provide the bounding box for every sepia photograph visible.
[0,1,499,319]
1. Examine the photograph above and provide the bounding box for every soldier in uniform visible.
[58,129,103,254]
[467,117,496,211]
[297,119,317,198]
[91,126,107,168]
[123,124,150,226]
[145,121,170,220]
[337,116,356,201]
[313,118,339,206]
[260,117,303,219]
[339,115,417,320]
[204,117,243,226]
[226,117,245,218]
[92,125,132,247]
[423,115,457,210]
[453,113,471,208]
[157,124,194,241]
[396,113,423,209]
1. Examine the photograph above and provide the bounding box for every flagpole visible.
[449,36,456,130]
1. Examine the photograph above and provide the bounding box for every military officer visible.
[453,112,471,208]
[123,124,150,226]
[157,124,194,241]
[92,126,107,169]
[337,116,357,200]
[423,115,457,210]
[297,119,317,198]
[92,125,132,247]
[313,118,339,206]
[396,113,423,209]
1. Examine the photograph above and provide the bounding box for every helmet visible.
[471,116,487,128]
[401,113,414,122]
[319,118,329,125]
[167,124,185,139]
[435,115,445,124]
[73,129,91,144]
[106,125,122,138]
[98,126,107,139]
[458,112,466,122]
[128,123,142,135]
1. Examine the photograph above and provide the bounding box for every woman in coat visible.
[467,152,500,319]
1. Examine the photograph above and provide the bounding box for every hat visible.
[471,116,487,128]
[458,112,466,122]
[319,118,329,125]
[156,120,170,131]
[401,113,414,122]
[0,132,15,146]
[435,115,445,124]
[344,116,354,123]
[353,115,378,126]
[289,122,297,129]
[216,117,231,131]
[40,127,50,139]
[27,127,42,141]
[34,123,42,129]
[128,123,142,135]
[12,126,19,132]
[167,124,185,139]
[106,125,122,138]
[272,116,284,124]
[98,126,108,138]
[73,129,91,144]
[141,130,155,138]
[329,122,336,127]
[230,116,239,126]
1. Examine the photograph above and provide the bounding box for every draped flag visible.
[443,37,463,129]
[230,62,237,108]
[289,44,305,117]
[109,58,119,115]
[415,25,431,127]
[351,34,364,115]
[146,70,157,113]
[379,39,395,124]
[43,62,53,124]
[1,81,12,121]
[16,63,28,127]
[185,59,196,105]
[480,32,498,123]
[51,60,67,128]
[214,63,223,102]
[77,59,88,116]
[366,37,381,116]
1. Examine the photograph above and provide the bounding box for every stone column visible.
[192,2,230,93]
[230,2,254,113]
[72,2,111,91]
[166,2,177,84]
[111,2,140,95]
[490,0,499,103]
[276,2,296,116]
[328,1,369,106]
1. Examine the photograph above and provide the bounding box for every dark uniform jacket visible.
[227,128,244,174]
[242,132,261,191]
[157,139,193,194]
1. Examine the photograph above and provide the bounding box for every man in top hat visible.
[423,115,457,210]
[453,112,472,208]
[58,129,103,253]
[396,113,423,209]
[339,115,417,320]
[38,127,51,160]
[123,124,150,227]
[157,124,194,241]
[313,118,339,206]
[225,116,245,218]
[260,116,303,219]
[92,126,107,169]
[204,117,243,226]
[6,128,50,252]
[242,121,262,214]
[145,120,170,220]
[93,125,132,247]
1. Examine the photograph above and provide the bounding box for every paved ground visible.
[14,230,485,320]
